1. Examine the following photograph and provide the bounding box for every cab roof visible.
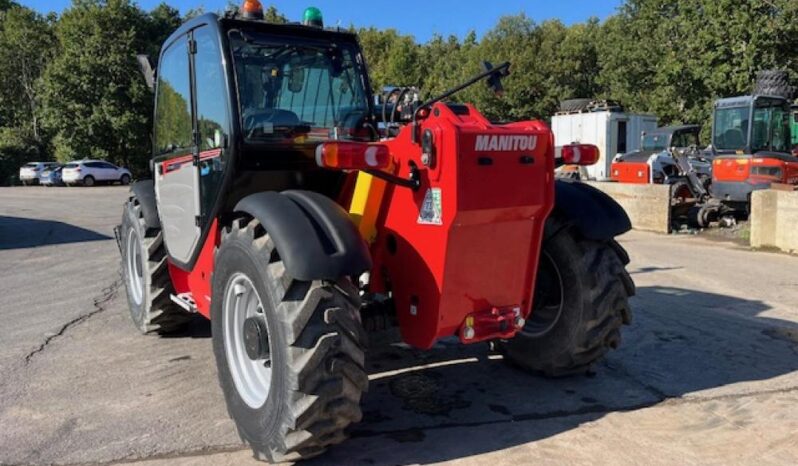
[164,13,359,53]
[715,95,789,108]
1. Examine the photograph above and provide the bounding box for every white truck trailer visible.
[552,105,658,180]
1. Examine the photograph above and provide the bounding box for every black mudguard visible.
[551,179,631,241]
[234,190,372,281]
[131,179,160,230]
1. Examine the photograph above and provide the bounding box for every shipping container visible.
[552,110,658,180]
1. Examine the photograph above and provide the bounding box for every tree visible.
[0,6,55,143]
[40,0,154,172]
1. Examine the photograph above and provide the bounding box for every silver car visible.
[19,162,60,186]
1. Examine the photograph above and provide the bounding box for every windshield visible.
[64,163,79,168]
[713,106,749,151]
[750,98,790,153]
[229,31,371,144]
[24,163,38,168]
[641,134,668,151]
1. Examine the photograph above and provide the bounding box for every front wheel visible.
[212,217,368,463]
[120,174,131,185]
[119,196,192,334]
[500,217,635,376]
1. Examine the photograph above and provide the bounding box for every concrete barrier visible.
[750,189,798,255]
[585,181,672,234]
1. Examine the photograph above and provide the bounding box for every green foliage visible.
[0,127,41,185]
[39,0,163,173]
[1,0,797,185]
[0,6,54,141]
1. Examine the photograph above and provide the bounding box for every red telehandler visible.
[118,2,635,462]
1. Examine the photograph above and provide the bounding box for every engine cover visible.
[372,103,554,348]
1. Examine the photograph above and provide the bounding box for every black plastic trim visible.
[552,179,632,241]
[711,180,770,203]
[131,180,160,229]
[234,190,371,281]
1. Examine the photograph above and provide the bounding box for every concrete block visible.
[751,189,798,255]
[585,181,672,234]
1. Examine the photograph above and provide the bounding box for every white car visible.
[19,162,60,185]
[62,160,132,187]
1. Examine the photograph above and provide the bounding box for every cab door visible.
[153,34,201,265]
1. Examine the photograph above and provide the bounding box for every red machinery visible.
[118,2,634,462]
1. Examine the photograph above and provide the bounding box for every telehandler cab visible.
[118,2,635,462]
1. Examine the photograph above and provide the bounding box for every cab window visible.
[193,25,230,216]
[154,37,193,155]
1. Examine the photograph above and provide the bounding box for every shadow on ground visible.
[304,285,798,465]
[0,215,111,250]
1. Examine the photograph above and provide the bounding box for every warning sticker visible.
[418,188,442,225]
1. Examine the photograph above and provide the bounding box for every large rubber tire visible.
[500,218,634,376]
[212,217,368,463]
[83,175,95,187]
[120,196,192,334]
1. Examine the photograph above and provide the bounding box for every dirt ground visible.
[1,186,797,466]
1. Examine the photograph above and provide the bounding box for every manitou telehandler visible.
[118,2,634,462]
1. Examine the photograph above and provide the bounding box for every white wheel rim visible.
[223,272,272,409]
[126,228,144,306]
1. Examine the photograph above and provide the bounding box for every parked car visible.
[40,165,65,187]
[19,162,60,185]
[62,160,132,187]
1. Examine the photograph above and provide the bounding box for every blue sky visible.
[18,0,623,42]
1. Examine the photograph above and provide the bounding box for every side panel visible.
[156,156,201,263]
[166,219,219,318]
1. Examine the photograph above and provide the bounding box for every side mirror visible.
[482,61,510,97]
[137,54,156,91]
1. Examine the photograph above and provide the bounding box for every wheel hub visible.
[125,228,144,306]
[522,250,564,338]
[243,316,269,361]
[223,273,273,409]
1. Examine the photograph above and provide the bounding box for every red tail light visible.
[316,142,390,170]
[561,144,600,166]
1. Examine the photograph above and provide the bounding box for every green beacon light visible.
[303,6,323,28]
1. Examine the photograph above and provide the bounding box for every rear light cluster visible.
[560,144,600,166]
[316,142,390,170]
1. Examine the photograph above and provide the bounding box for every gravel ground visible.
[1,186,797,466]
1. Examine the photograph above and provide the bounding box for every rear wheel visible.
[120,196,192,334]
[500,217,634,376]
[83,175,95,187]
[212,217,368,463]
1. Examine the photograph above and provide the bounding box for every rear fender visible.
[130,179,160,230]
[551,179,631,241]
[234,190,371,281]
